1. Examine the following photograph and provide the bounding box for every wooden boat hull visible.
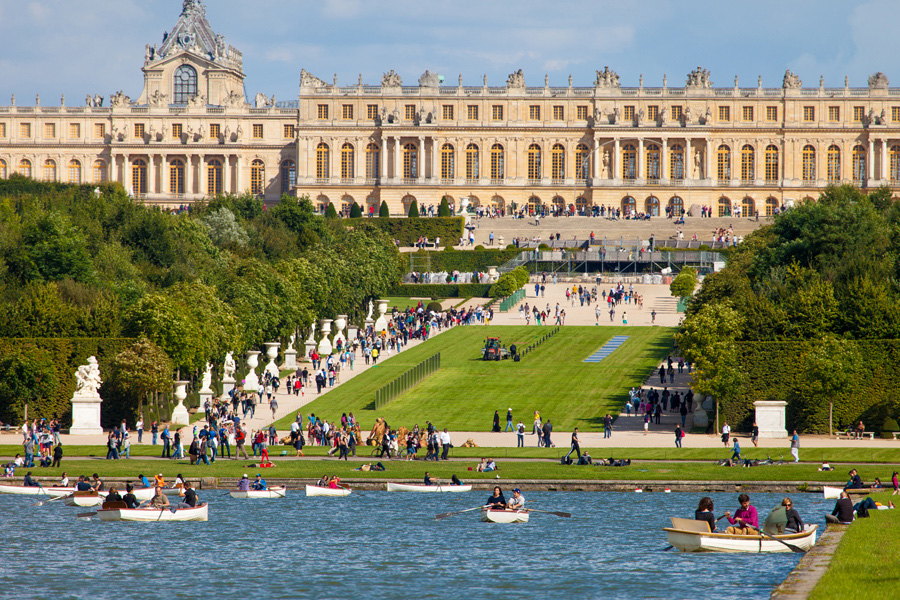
[305,485,351,497]
[64,493,105,507]
[97,503,209,522]
[664,525,818,553]
[0,484,74,497]
[386,482,472,493]
[824,485,875,499]
[481,508,529,523]
[229,486,287,499]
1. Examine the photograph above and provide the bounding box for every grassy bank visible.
[274,325,674,432]
[810,492,900,600]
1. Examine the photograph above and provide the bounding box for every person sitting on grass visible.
[826,490,854,524]
[484,458,497,472]
[475,458,486,472]
[845,469,864,489]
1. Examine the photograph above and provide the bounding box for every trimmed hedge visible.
[723,340,900,434]
[345,217,464,246]
[402,248,521,272]
[391,284,492,298]
[0,338,137,428]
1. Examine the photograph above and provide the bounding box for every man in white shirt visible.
[508,488,525,510]
[439,428,452,460]
[722,422,731,446]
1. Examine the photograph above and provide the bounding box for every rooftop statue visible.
[382,69,403,88]
[782,70,802,90]
[594,66,620,89]
[300,69,327,89]
[506,69,525,89]
[686,66,711,89]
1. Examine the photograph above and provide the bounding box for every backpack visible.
[857,505,869,518]
[561,456,572,465]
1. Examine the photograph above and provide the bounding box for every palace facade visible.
[3,0,900,217]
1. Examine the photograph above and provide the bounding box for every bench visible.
[670,517,711,532]
[836,431,875,440]
[892,432,900,440]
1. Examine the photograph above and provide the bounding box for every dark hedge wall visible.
[390,284,493,298]
[345,217,464,246]
[403,248,521,272]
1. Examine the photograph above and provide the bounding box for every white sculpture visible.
[70,356,104,435]
[245,351,260,392]
[318,320,333,355]
[264,342,280,377]
[200,362,213,393]
[366,300,374,321]
[283,334,298,370]
[75,356,102,397]
[223,352,236,381]
[171,381,190,425]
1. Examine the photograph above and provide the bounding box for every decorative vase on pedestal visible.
[245,351,261,392]
[171,380,190,425]
[374,300,389,333]
[264,342,280,377]
[333,314,347,348]
[318,319,333,355]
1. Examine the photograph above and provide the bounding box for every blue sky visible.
[0,0,898,104]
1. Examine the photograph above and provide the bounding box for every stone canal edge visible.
[771,525,846,599]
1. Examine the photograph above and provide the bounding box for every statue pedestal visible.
[754,400,788,438]
[170,404,190,426]
[317,337,333,356]
[199,391,213,411]
[222,376,235,398]
[69,394,103,435]
[282,349,298,370]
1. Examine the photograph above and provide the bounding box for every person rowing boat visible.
[252,474,267,491]
[122,483,140,509]
[179,481,198,508]
[140,486,170,508]
[507,488,525,510]
[486,486,506,509]
[724,493,758,534]
[238,474,251,491]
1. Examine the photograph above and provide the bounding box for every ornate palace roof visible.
[148,0,242,71]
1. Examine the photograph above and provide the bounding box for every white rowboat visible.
[823,486,875,499]
[64,491,106,507]
[481,508,529,523]
[386,482,472,493]
[0,484,75,497]
[228,486,287,499]
[305,485,351,497]
[664,518,818,553]
[97,502,209,522]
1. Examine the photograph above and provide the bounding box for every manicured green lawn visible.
[810,492,900,600]
[275,325,673,432]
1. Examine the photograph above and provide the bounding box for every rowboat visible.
[97,502,208,522]
[386,482,472,493]
[64,491,106,507]
[228,486,287,499]
[481,507,529,523]
[823,485,875,499]
[0,484,75,497]
[305,485,351,497]
[664,518,818,553]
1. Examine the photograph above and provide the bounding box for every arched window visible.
[740,145,754,182]
[802,145,816,182]
[575,144,589,179]
[401,194,416,213]
[742,196,756,217]
[621,196,636,215]
[827,145,841,182]
[575,196,589,212]
[341,143,354,180]
[622,144,636,180]
[281,159,296,194]
[526,196,541,212]
[0,159,6,179]
[551,196,565,210]
[527,144,542,180]
[251,159,265,195]
[890,145,900,183]
[551,143,565,180]
[208,159,223,195]
[341,195,354,215]
[441,143,455,179]
[669,144,684,181]
[316,195,330,212]
[764,145,779,183]
[19,159,32,178]
[173,65,198,105]
[93,160,107,183]
[490,195,505,209]
[490,144,505,180]
[366,143,380,179]
[717,196,731,217]
[43,159,57,182]
[669,196,684,216]
[403,143,418,179]
[646,144,661,181]
[316,143,330,179]
[717,145,731,182]
[852,145,866,183]
[169,158,185,194]
[765,197,778,216]
[68,159,81,184]
[132,159,147,195]
[466,143,479,180]
[645,196,660,216]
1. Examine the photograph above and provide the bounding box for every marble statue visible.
[594,66,620,88]
[300,69,327,89]
[201,362,213,393]
[418,70,440,88]
[223,352,236,380]
[381,69,403,87]
[868,72,889,90]
[75,357,103,397]
[686,67,711,89]
[506,69,525,89]
[782,70,802,90]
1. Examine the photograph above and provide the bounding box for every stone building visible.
[2,0,900,216]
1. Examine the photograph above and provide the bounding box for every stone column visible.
[159,154,167,194]
[613,138,620,181]
[417,135,425,181]
[235,156,243,193]
[592,137,601,181]
[685,138,693,181]
[393,136,400,180]
[705,139,712,182]
[868,139,875,184]
[185,155,194,196]
[430,137,438,181]
[661,138,668,181]
[637,138,644,180]
[380,136,387,181]
[881,139,889,182]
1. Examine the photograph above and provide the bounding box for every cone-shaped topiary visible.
[438,196,452,217]
[325,203,339,219]
[408,200,420,218]
[349,202,362,218]
[379,200,390,217]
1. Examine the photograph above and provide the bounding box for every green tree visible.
[5,212,95,283]
[0,347,58,423]
[379,201,390,218]
[792,336,860,433]
[407,200,420,219]
[202,207,248,247]
[349,202,362,218]
[109,338,172,423]
[438,196,452,217]
[669,267,698,299]
[123,293,200,373]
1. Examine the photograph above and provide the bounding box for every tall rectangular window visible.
[893,107,900,123]
[367,104,378,120]
[766,106,778,121]
[467,105,478,120]
[492,105,503,121]
[94,123,105,138]
[405,105,416,120]
[134,123,145,138]
[718,106,731,122]
[171,123,182,138]
[852,106,864,123]
[623,106,635,121]
[529,105,541,120]
[647,106,659,121]
[210,123,220,138]
[576,106,588,120]
[671,106,683,121]
[802,106,815,122]
[252,124,263,139]
[443,105,454,120]
[342,104,353,120]
[20,123,31,138]
[44,123,56,138]
[69,123,80,138]
[553,105,564,121]
[317,104,329,119]
[0,123,5,137]
[283,124,295,138]
[828,106,840,122]
[742,106,754,121]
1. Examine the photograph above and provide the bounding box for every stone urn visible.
[245,350,261,392]
[374,300,389,333]
[171,380,190,425]
[263,342,280,377]
[333,314,347,348]
[318,319,333,355]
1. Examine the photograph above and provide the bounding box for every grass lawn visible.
[275,325,673,432]
[810,492,900,600]
[382,296,444,310]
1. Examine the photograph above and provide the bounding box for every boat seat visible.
[102,501,127,509]
[670,517,711,532]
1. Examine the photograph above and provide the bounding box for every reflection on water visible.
[0,490,830,600]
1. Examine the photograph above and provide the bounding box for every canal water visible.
[0,490,831,599]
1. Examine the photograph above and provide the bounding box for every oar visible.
[435,506,486,520]
[759,529,806,553]
[34,492,72,507]
[527,509,571,518]
[76,511,97,518]
[338,484,361,496]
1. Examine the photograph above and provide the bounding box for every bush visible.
[426,301,443,312]
[882,417,899,432]
[474,245,486,251]
[670,267,698,298]
[349,202,362,219]
[391,284,492,298]
[379,201,390,218]
[538,243,551,251]
[488,266,529,298]
[346,217,464,247]
[324,203,339,219]
[407,201,420,219]
[438,197,452,217]
[401,247,520,272]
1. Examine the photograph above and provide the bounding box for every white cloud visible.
[322,0,362,19]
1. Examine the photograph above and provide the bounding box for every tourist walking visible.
[542,419,553,447]
[603,414,613,438]
[516,421,525,447]
[505,408,513,432]
[161,425,171,458]
[564,428,581,461]
[789,430,800,463]
[721,422,730,446]
[674,425,684,448]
